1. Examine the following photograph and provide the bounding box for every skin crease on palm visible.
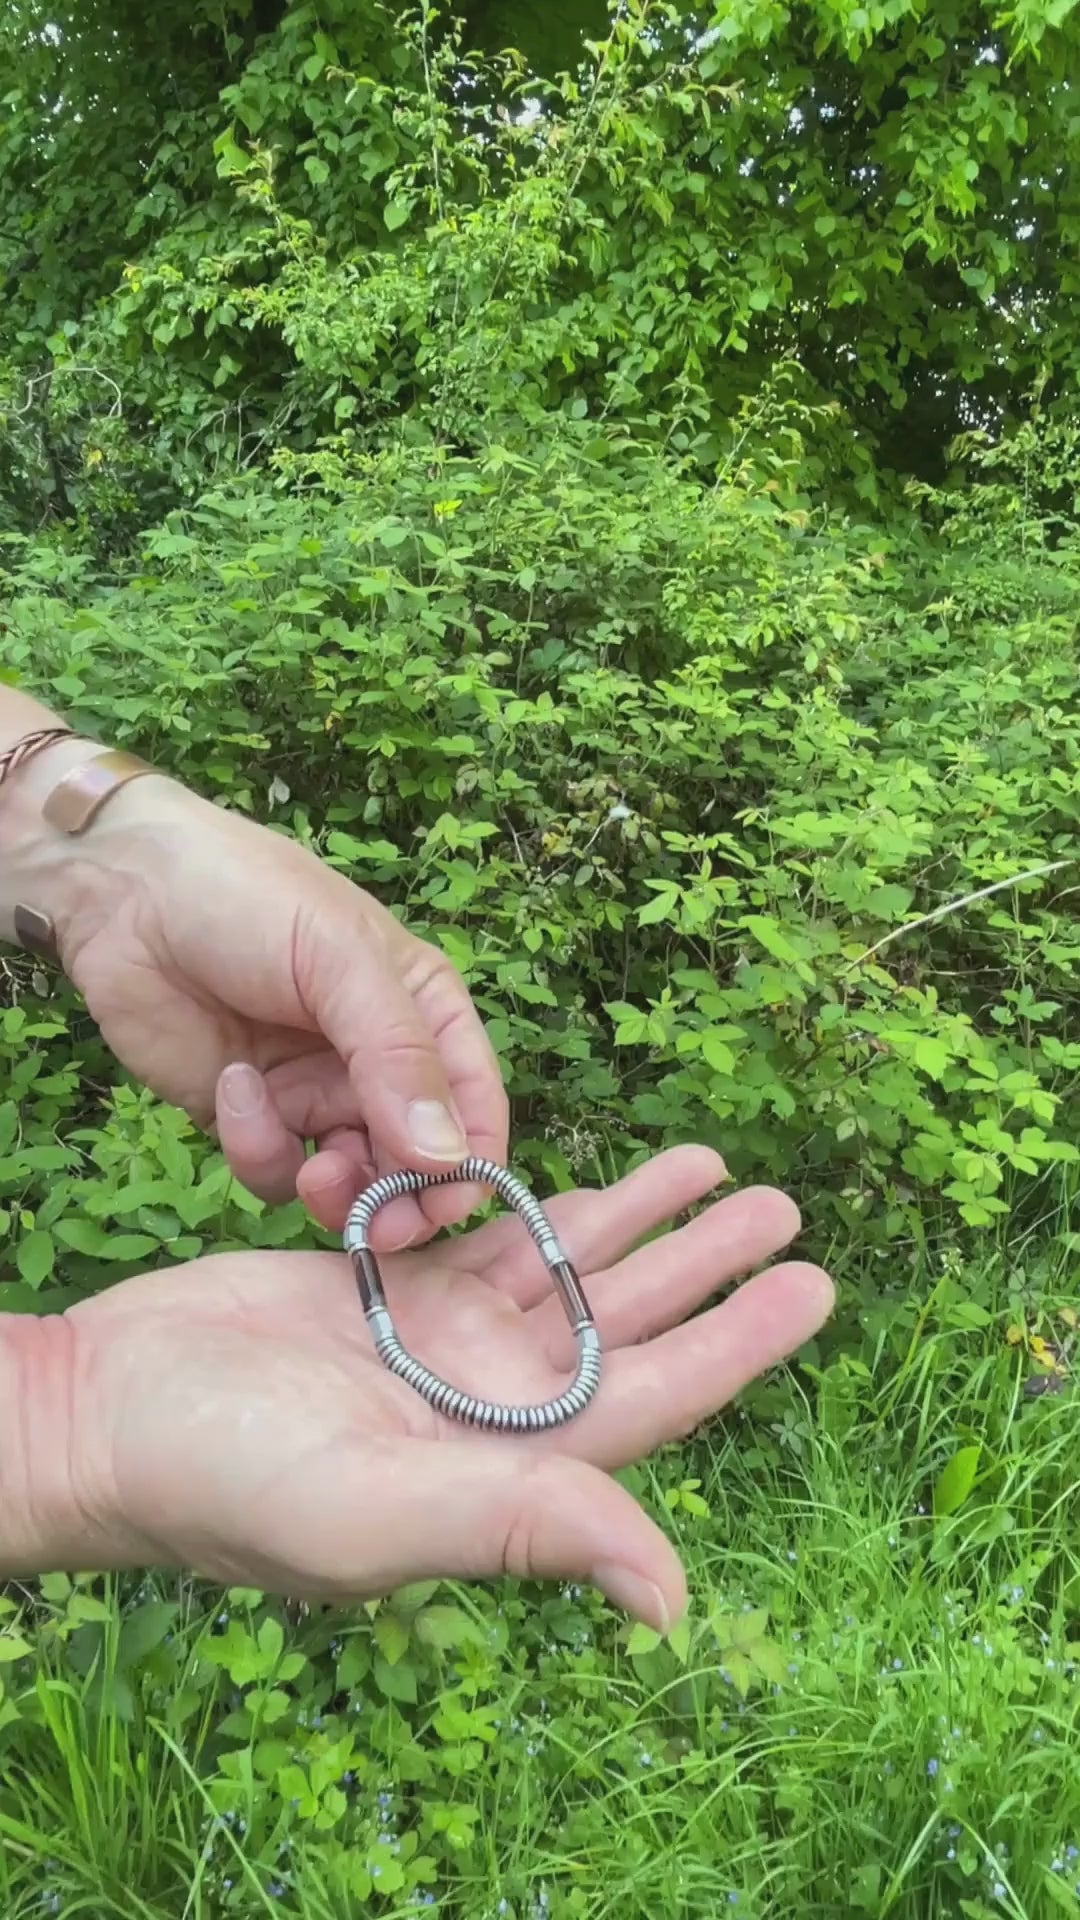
[23,1146,834,1631]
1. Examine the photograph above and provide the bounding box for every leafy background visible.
[1,2,1079,1915]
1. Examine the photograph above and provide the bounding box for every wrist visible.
[0,734,206,968]
[0,1312,126,1575]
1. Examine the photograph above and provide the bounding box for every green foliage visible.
[6,0,1080,535]
[4,402,1079,1288]
[1,1270,1080,1915]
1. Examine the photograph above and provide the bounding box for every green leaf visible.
[119,1602,179,1668]
[723,1649,754,1696]
[741,915,800,964]
[412,1605,481,1651]
[852,1863,882,1911]
[384,199,411,232]
[374,1613,410,1666]
[55,1218,111,1256]
[0,1633,33,1662]
[626,1622,662,1656]
[700,1033,736,1075]
[637,885,679,927]
[914,1036,950,1080]
[16,1230,54,1288]
[1041,1867,1080,1913]
[667,1618,693,1664]
[257,1616,284,1667]
[729,1608,770,1649]
[374,1655,417,1703]
[67,1594,113,1624]
[748,1637,789,1686]
[156,1135,194,1188]
[933,1444,982,1518]
[97,1234,161,1262]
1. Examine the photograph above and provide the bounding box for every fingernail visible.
[593,1564,672,1633]
[407,1099,467,1161]
[219,1063,265,1119]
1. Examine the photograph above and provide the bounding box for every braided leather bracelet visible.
[344,1157,602,1432]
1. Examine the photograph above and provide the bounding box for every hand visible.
[47,773,509,1247]
[24,1150,833,1624]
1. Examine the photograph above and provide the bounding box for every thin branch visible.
[843,859,1076,974]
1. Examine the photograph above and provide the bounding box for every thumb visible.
[285,1442,687,1631]
[295,895,469,1171]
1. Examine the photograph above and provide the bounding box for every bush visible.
[3,409,1078,1311]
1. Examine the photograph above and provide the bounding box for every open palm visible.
[65,1148,833,1626]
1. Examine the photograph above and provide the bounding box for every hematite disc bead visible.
[343,1156,602,1432]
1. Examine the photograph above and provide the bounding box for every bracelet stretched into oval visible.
[343,1157,602,1432]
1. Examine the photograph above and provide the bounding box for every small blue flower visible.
[927,1758,939,1777]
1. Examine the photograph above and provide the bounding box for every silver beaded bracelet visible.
[343,1156,602,1432]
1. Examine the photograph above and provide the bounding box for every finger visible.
[269,1441,687,1630]
[550,1262,834,1471]
[300,1135,471,1250]
[403,941,510,1232]
[533,1185,801,1364]
[470,1146,729,1308]
[297,1134,375,1234]
[258,1062,455,1246]
[215,1064,305,1205]
[293,893,472,1174]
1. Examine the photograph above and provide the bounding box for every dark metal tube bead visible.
[549,1259,592,1328]
[351,1247,386,1314]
